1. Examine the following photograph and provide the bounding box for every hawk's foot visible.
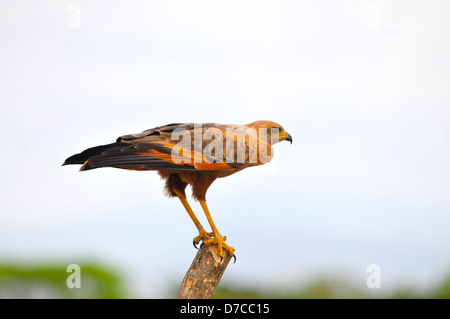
[203,235,235,259]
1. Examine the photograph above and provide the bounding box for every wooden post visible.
[177,244,232,299]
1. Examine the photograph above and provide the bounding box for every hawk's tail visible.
[62,142,122,170]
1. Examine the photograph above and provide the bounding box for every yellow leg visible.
[175,191,212,246]
[199,199,235,257]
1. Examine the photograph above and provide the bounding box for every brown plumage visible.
[63,121,292,258]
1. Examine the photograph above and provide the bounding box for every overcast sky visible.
[1,0,450,297]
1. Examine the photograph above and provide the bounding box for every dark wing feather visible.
[82,143,196,171]
[63,123,199,171]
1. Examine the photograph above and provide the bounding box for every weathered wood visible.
[177,244,232,299]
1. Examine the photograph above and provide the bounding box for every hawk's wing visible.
[64,123,273,172]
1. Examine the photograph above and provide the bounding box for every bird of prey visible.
[63,121,292,259]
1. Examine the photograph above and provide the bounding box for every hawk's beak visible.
[278,131,293,144]
[285,133,293,144]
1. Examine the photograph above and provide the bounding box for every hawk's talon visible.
[219,251,236,264]
[193,230,214,249]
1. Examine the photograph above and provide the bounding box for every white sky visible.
[1,0,450,297]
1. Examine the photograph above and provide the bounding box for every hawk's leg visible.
[175,190,213,248]
[199,199,235,258]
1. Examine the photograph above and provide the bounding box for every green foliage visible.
[213,275,450,299]
[0,262,127,299]
[212,279,362,299]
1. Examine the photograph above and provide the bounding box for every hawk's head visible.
[247,120,293,145]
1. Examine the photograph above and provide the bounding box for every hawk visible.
[63,121,292,260]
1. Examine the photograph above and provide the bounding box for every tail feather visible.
[62,142,122,167]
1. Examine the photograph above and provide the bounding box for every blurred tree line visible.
[1,262,449,298]
[212,278,450,299]
[0,262,126,298]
